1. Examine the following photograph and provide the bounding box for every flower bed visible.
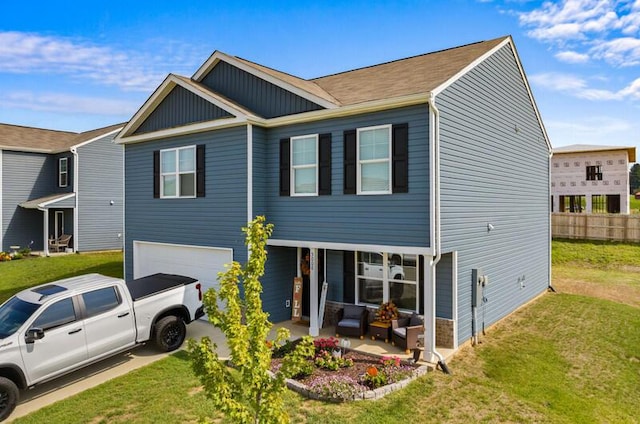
[271,337,429,402]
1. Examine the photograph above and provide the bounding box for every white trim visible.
[54,211,64,238]
[116,74,250,142]
[37,193,76,209]
[70,127,123,150]
[43,209,49,256]
[192,51,338,109]
[0,150,3,251]
[117,93,430,145]
[247,124,253,224]
[290,133,319,196]
[356,124,392,195]
[432,36,552,153]
[159,145,197,199]
[58,157,69,187]
[452,251,459,350]
[71,147,79,253]
[267,238,433,256]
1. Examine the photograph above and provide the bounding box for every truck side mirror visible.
[25,327,45,343]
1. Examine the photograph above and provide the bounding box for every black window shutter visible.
[343,251,355,303]
[392,123,409,193]
[153,150,160,198]
[343,130,356,194]
[279,138,290,196]
[196,144,206,197]
[319,133,332,195]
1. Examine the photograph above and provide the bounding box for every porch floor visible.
[189,319,455,367]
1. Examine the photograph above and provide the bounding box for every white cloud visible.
[590,37,640,66]
[555,50,590,63]
[547,116,633,146]
[528,71,640,100]
[0,31,196,92]
[0,91,139,115]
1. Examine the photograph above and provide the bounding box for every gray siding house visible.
[116,36,551,362]
[0,123,125,255]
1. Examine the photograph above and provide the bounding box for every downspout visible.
[548,149,555,292]
[40,207,48,256]
[71,147,79,253]
[427,92,450,374]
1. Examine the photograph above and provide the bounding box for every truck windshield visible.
[0,297,41,339]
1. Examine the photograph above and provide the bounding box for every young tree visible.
[630,163,640,194]
[188,216,313,424]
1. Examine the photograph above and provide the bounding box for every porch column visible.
[308,248,319,337]
[43,209,49,256]
[423,255,437,363]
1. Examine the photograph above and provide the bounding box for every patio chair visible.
[391,313,424,354]
[49,234,72,252]
[335,305,368,339]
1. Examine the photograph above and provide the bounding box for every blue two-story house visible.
[1,123,124,255]
[116,35,551,362]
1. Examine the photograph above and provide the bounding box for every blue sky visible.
[1,0,639,154]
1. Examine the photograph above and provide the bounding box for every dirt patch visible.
[552,276,640,308]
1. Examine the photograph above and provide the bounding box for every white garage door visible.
[133,241,233,302]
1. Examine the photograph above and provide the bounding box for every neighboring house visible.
[551,144,636,214]
[116,35,551,362]
[0,123,125,255]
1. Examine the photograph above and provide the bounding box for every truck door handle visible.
[68,328,82,335]
[118,312,130,318]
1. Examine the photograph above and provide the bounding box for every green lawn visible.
[0,252,123,303]
[6,243,640,423]
[630,194,640,214]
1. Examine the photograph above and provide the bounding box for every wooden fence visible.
[552,213,640,242]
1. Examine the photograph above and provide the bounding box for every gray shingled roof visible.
[0,122,124,153]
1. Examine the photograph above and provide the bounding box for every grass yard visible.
[7,242,640,423]
[0,251,123,304]
[630,194,640,214]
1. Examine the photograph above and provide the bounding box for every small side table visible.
[369,321,391,343]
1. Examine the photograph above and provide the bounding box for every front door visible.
[54,210,64,238]
[20,297,88,384]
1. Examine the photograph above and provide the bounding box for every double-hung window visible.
[58,158,68,187]
[161,146,196,198]
[357,125,392,194]
[291,134,318,196]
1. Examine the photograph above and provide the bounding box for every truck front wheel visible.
[0,376,19,421]
[154,315,186,352]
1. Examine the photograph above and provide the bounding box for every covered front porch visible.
[19,192,75,256]
[265,240,457,364]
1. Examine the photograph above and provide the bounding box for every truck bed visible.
[126,273,198,301]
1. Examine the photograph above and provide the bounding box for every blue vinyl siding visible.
[435,252,453,319]
[265,105,430,247]
[261,246,297,322]
[1,151,56,251]
[437,45,550,345]
[252,126,267,218]
[134,85,233,135]
[76,131,124,251]
[201,61,323,118]
[124,126,248,280]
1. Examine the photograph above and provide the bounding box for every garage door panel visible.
[133,241,232,299]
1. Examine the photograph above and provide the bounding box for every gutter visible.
[71,147,79,253]
[426,92,450,374]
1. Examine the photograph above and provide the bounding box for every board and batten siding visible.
[134,85,234,135]
[1,151,57,251]
[76,132,124,251]
[261,246,298,322]
[435,252,453,319]
[124,126,249,281]
[201,61,324,119]
[264,105,431,247]
[437,44,550,345]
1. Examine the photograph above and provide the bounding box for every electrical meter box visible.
[471,268,487,307]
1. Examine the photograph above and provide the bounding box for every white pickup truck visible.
[0,273,204,421]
